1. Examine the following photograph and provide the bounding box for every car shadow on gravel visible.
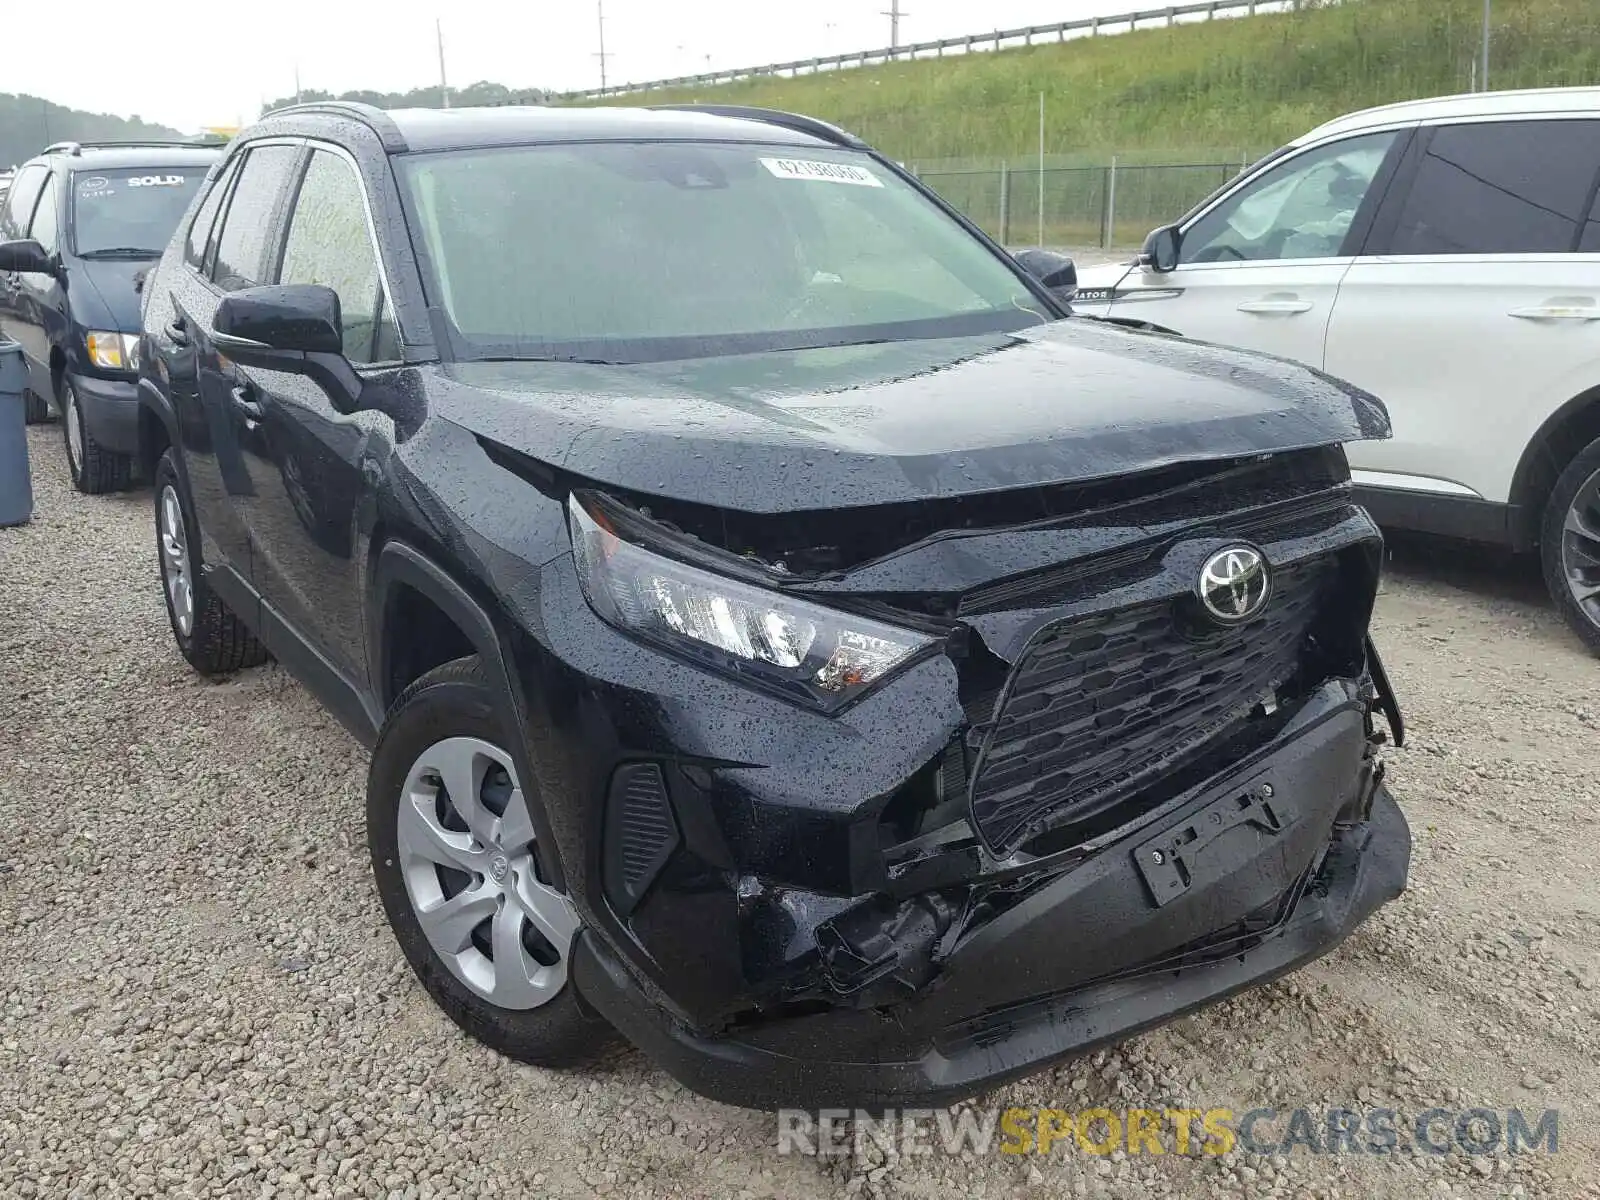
[1379,531,1549,608]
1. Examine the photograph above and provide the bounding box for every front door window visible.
[1181,131,1398,264]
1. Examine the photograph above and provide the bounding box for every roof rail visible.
[42,139,224,156]
[641,104,866,149]
[259,101,409,152]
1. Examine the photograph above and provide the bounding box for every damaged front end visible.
[543,444,1408,1108]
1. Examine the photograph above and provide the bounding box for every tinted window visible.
[1,165,48,240]
[1182,131,1397,264]
[28,176,59,254]
[211,145,299,291]
[1386,119,1600,255]
[70,168,206,257]
[276,150,394,362]
[398,142,1045,362]
[184,158,240,269]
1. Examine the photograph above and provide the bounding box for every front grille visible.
[968,557,1332,854]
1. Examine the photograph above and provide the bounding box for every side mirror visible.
[1012,247,1078,303]
[0,239,57,276]
[214,284,344,355]
[1143,225,1181,274]
[212,284,363,412]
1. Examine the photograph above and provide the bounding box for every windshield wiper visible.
[77,247,162,259]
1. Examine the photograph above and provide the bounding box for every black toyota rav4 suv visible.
[136,101,1409,1109]
[0,140,219,492]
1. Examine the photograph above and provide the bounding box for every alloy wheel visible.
[158,484,195,638]
[64,384,84,476]
[397,736,577,1010]
[1560,468,1600,630]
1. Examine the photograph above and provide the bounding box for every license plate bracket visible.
[1135,783,1286,907]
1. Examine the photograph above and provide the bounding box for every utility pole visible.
[596,0,611,91]
[437,19,450,108]
[1479,0,1491,92]
[294,64,303,105]
[882,0,907,50]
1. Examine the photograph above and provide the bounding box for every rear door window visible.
[185,158,241,270]
[1,165,48,240]
[1381,119,1600,255]
[210,145,300,291]
[27,176,59,254]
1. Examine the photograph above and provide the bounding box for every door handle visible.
[165,317,190,346]
[1509,304,1600,322]
[231,384,263,421]
[1237,298,1314,315]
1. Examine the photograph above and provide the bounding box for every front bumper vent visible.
[604,763,680,916]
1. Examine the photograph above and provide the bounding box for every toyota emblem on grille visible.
[1198,546,1271,623]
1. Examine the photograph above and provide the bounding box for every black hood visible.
[67,257,152,333]
[438,319,1390,514]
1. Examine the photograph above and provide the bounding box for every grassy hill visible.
[597,0,1600,163]
[1,95,186,171]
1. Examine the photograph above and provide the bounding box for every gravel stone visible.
[3,427,1599,1197]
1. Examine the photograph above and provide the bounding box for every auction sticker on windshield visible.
[760,158,883,187]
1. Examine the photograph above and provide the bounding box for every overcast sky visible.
[12,0,1170,131]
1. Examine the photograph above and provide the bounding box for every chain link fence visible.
[910,151,1265,249]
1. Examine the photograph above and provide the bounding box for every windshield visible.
[71,168,206,256]
[397,141,1048,362]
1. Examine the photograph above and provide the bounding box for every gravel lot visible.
[3,424,1599,1199]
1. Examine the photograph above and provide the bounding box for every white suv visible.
[1075,87,1600,651]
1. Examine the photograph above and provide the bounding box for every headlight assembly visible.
[568,492,938,710]
[85,331,140,370]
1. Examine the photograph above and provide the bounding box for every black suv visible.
[0,140,220,492]
[135,101,1409,1109]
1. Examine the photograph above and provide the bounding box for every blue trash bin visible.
[0,341,33,527]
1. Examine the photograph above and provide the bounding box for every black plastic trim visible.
[642,104,866,149]
[1353,484,1516,547]
[369,540,568,892]
[604,763,682,918]
[259,102,410,153]
[255,599,383,745]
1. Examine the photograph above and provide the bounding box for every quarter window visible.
[1384,119,1600,255]
[211,145,299,292]
[27,176,59,254]
[275,150,396,363]
[1181,131,1398,264]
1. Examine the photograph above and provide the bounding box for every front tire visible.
[61,375,132,494]
[367,657,611,1068]
[154,448,268,675]
[1541,434,1600,656]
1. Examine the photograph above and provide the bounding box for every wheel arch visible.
[136,379,179,484]
[1509,382,1600,552]
[367,539,567,892]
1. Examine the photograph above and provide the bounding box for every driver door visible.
[1108,128,1410,370]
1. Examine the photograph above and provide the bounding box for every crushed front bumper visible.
[569,693,1410,1109]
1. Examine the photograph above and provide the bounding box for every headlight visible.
[568,493,938,710]
[86,331,140,370]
